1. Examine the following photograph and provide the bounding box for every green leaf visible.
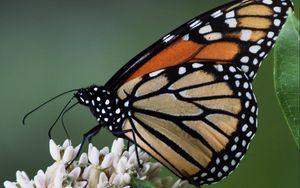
[274,10,300,149]
[131,177,156,188]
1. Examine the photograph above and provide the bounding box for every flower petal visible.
[62,139,72,148]
[122,173,131,185]
[33,170,45,188]
[112,173,122,186]
[79,153,89,165]
[89,146,100,165]
[99,146,109,156]
[101,153,114,169]
[62,146,75,164]
[111,138,124,157]
[3,181,18,188]
[116,156,127,174]
[98,172,108,187]
[49,139,61,161]
[69,167,81,179]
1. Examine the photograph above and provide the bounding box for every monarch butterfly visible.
[24,0,293,186]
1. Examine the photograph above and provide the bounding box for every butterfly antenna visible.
[48,96,75,139]
[22,89,78,125]
[60,102,79,140]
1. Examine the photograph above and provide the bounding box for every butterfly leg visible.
[66,124,102,168]
[126,139,131,151]
[112,129,142,168]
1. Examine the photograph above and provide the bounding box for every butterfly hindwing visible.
[117,62,257,185]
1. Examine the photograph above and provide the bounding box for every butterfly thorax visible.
[74,85,127,132]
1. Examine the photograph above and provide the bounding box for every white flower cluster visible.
[4,138,188,188]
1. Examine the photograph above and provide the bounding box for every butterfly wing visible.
[116,63,257,185]
[106,0,293,91]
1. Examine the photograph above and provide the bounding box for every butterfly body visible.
[70,0,292,186]
[75,86,127,133]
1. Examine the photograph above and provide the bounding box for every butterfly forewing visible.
[117,63,257,185]
[106,0,292,90]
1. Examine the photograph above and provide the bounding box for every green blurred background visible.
[0,0,299,187]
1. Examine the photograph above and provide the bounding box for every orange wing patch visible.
[237,4,272,16]
[193,42,239,62]
[126,40,239,82]
[225,31,266,42]
[127,40,203,81]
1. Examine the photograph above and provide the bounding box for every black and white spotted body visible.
[74,86,127,133]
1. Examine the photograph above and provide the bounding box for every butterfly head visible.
[74,85,126,131]
[74,85,106,105]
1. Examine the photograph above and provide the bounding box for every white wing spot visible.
[257,39,264,44]
[247,131,253,137]
[223,155,228,160]
[274,19,281,26]
[189,19,202,29]
[249,116,255,124]
[211,167,216,173]
[253,58,259,65]
[182,34,189,41]
[242,124,248,132]
[231,144,237,151]
[231,160,236,166]
[229,66,236,72]
[217,172,223,178]
[267,41,272,46]
[124,101,129,107]
[235,152,242,158]
[149,69,164,77]
[249,45,261,54]
[246,92,252,99]
[204,32,222,41]
[211,10,223,18]
[274,6,281,13]
[192,63,203,68]
[235,74,242,79]
[214,64,223,72]
[267,31,275,38]
[243,82,249,89]
[163,34,175,43]
[241,65,249,73]
[223,166,229,172]
[245,101,250,108]
[225,18,237,28]
[226,11,235,18]
[262,0,273,5]
[242,140,247,147]
[240,29,252,41]
[259,52,266,57]
[199,25,212,34]
[241,56,249,63]
[178,67,186,75]
[235,80,240,87]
